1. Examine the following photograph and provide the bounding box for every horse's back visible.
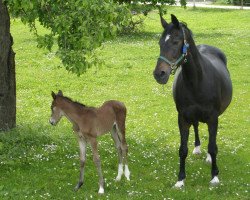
[198,44,227,66]
[198,44,232,113]
[102,100,126,113]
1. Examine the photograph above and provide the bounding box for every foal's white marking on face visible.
[165,34,171,42]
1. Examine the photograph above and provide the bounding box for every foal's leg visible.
[111,125,123,181]
[116,122,130,181]
[75,137,87,191]
[193,122,201,155]
[89,137,105,194]
[207,116,219,185]
[175,115,191,188]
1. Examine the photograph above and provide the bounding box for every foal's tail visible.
[112,101,127,146]
[113,101,127,135]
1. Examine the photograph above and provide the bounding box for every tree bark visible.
[0,0,16,131]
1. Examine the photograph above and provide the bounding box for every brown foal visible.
[49,90,130,194]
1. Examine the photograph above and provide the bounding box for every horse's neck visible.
[60,100,81,124]
[182,38,203,89]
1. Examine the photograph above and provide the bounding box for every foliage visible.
[5,0,131,75]
[114,0,186,33]
[213,0,250,5]
[0,7,249,199]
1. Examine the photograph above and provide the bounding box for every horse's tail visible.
[112,101,127,134]
[112,101,128,151]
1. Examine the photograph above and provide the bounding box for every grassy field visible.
[0,6,249,200]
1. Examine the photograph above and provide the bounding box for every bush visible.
[232,0,250,5]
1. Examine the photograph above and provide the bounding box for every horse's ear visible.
[171,14,179,28]
[58,90,63,96]
[51,91,56,99]
[160,15,168,29]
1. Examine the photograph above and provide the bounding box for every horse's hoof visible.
[206,153,212,164]
[174,180,184,188]
[98,187,104,194]
[192,146,201,155]
[115,176,121,181]
[210,176,219,186]
[74,182,83,191]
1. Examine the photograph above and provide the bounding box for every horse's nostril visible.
[160,71,166,77]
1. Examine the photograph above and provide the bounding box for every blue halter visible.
[158,26,189,75]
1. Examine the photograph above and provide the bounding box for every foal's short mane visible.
[60,95,86,108]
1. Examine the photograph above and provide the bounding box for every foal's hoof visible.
[174,180,184,188]
[74,182,83,191]
[98,187,104,194]
[210,176,220,186]
[124,166,130,181]
[115,175,122,182]
[192,146,201,155]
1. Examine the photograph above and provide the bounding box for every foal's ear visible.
[51,91,56,99]
[160,15,168,29]
[171,14,179,28]
[58,90,63,96]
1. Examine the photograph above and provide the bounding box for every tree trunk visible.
[0,0,16,131]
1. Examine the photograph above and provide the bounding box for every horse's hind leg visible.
[192,122,201,155]
[111,125,123,181]
[89,137,105,194]
[116,120,130,181]
[75,137,86,191]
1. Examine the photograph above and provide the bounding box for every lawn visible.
[0,6,249,200]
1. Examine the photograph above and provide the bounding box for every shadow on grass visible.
[194,32,232,39]
[187,7,238,13]
[116,30,232,44]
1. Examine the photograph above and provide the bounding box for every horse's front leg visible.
[89,137,104,194]
[75,137,87,191]
[193,122,201,155]
[207,116,219,185]
[175,114,191,188]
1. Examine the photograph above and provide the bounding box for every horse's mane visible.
[60,95,86,108]
[180,22,193,38]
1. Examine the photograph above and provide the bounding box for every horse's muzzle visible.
[49,118,56,126]
[153,68,171,84]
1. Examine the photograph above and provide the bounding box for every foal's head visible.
[153,14,189,84]
[49,90,64,126]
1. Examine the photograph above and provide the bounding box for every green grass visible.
[0,6,250,200]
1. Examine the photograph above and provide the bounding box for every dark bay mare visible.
[153,15,232,187]
[49,90,130,194]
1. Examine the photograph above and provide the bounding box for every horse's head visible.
[49,90,64,126]
[153,14,189,84]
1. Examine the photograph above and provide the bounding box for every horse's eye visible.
[173,40,179,45]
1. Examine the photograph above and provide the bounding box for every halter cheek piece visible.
[158,26,189,75]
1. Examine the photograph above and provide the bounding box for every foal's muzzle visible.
[49,118,56,126]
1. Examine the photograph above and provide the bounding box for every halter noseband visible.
[158,26,189,75]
